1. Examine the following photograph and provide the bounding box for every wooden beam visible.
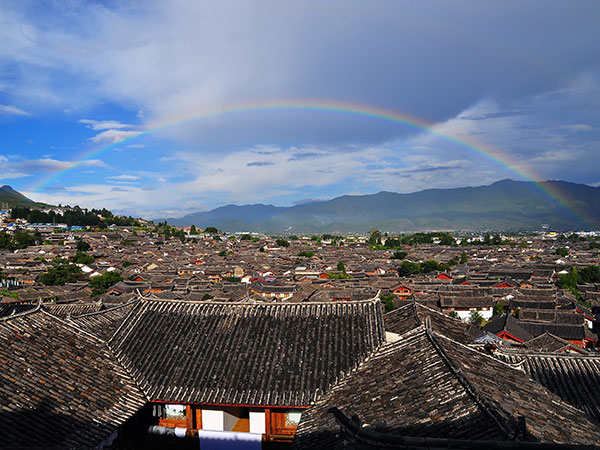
[195,407,203,430]
[186,405,193,434]
[265,408,271,440]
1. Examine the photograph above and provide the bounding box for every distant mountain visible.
[166,204,288,228]
[0,185,33,207]
[165,179,600,232]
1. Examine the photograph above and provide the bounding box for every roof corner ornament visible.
[508,415,527,441]
[425,315,432,334]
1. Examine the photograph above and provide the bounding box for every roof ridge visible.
[70,297,140,319]
[0,299,41,321]
[424,318,511,438]
[138,297,381,306]
[39,309,106,344]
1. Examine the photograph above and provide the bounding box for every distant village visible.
[2,206,600,449]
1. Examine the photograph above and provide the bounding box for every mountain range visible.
[164,179,600,233]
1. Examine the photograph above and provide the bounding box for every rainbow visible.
[29,99,590,226]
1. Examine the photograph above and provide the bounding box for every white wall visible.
[455,308,493,322]
[249,410,265,434]
[201,409,224,431]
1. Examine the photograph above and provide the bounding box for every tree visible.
[398,261,422,277]
[556,247,569,257]
[368,228,382,246]
[76,240,91,252]
[39,264,88,286]
[241,234,252,240]
[337,261,346,272]
[469,310,484,325]
[72,252,95,264]
[190,224,198,234]
[438,232,455,246]
[204,226,219,234]
[275,238,290,248]
[380,294,396,312]
[493,302,507,316]
[391,251,407,260]
[298,250,315,258]
[90,271,124,295]
[460,250,468,264]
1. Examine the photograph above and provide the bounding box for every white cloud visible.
[0,172,30,180]
[0,158,107,176]
[79,119,134,131]
[0,105,30,116]
[88,129,142,144]
[106,174,140,181]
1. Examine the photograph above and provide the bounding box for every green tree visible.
[39,264,88,286]
[72,252,95,264]
[337,261,346,272]
[368,228,382,246]
[460,250,468,264]
[204,226,219,234]
[469,310,484,325]
[380,294,396,312]
[90,271,124,295]
[298,250,315,258]
[398,261,422,277]
[556,247,569,257]
[391,251,407,260]
[438,232,455,246]
[76,240,91,252]
[275,238,290,248]
[493,302,507,316]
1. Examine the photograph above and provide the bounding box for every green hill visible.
[0,185,35,208]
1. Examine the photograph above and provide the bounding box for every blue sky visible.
[0,0,599,218]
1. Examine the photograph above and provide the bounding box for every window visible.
[157,403,188,428]
[284,411,302,427]
[270,409,303,435]
[165,404,186,420]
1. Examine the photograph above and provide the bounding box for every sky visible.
[0,0,599,219]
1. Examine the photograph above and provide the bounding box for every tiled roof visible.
[293,326,600,449]
[109,299,385,406]
[496,351,600,422]
[0,310,147,448]
[384,302,473,344]
[67,300,140,342]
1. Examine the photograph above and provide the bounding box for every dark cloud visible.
[288,152,321,161]
[246,161,274,167]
